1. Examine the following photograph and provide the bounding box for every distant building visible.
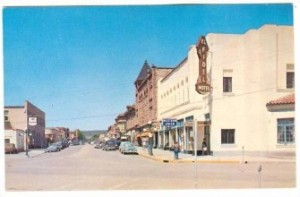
[107,124,118,139]
[45,127,69,145]
[115,113,126,138]
[68,131,77,140]
[124,104,138,143]
[4,100,46,149]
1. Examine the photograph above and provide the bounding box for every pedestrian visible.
[173,141,180,160]
[142,140,146,151]
[202,138,207,155]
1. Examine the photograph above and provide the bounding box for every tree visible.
[75,129,86,141]
[91,134,100,141]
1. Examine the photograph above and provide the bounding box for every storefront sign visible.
[28,117,37,126]
[162,119,177,128]
[184,121,193,127]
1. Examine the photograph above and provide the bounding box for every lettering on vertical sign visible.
[195,36,211,94]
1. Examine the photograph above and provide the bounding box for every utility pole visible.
[257,164,262,188]
[25,129,29,157]
[194,119,198,189]
[25,105,29,158]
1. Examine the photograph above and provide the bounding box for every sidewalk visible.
[136,147,296,164]
[16,149,46,158]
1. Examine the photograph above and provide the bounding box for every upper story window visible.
[4,110,9,122]
[223,77,232,92]
[286,64,294,89]
[223,69,233,93]
[286,72,294,88]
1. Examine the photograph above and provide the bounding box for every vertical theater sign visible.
[195,36,211,94]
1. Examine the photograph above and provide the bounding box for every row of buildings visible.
[4,101,79,151]
[107,24,295,156]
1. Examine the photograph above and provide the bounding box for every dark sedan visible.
[102,140,117,151]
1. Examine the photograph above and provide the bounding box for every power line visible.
[7,113,118,125]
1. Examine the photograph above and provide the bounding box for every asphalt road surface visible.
[5,144,296,191]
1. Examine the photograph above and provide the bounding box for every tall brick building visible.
[134,60,173,146]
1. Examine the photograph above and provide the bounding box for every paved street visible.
[5,144,296,191]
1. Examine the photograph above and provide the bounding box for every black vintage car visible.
[5,143,18,154]
[103,140,118,151]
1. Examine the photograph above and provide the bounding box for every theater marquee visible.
[195,36,211,94]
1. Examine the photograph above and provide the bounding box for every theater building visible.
[207,24,294,155]
[157,24,295,155]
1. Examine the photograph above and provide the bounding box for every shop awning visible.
[135,133,141,138]
[140,132,150,137]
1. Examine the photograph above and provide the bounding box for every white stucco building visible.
[207,24,294,155]
[157,24,295,156]
[158,46,209,153]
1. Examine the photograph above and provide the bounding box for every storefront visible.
[158,118,211,156]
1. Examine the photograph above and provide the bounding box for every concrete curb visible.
[137,151,240,164]
[137,151,295,164]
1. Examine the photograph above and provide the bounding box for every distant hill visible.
[81,130,107,139]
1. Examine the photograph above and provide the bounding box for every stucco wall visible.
[158,46,209,122]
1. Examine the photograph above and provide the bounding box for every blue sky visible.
[3,4,294,130]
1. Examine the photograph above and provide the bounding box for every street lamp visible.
[147,121,153,155]
[20,128,32,157]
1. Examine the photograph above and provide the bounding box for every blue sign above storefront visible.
[162,119,177,127]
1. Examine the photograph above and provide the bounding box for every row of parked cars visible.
[94,140,138,154]
[44,139,70,153]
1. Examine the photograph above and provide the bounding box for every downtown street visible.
[5,144,296,191]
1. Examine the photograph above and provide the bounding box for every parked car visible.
[5,143,18,154]
[119,141,131,152]
[70,139,80,146]
[94,143,102,149]
[114,140,121,148]
[61,139,69,149]
[52,142,63,151]
[103,140,117,151]
[44,145,60,153]
[119,142,137,154]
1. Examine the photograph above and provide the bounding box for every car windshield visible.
[106,141,115,145]
[124,143,133,147]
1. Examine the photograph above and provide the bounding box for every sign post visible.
[25,116,36,157]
